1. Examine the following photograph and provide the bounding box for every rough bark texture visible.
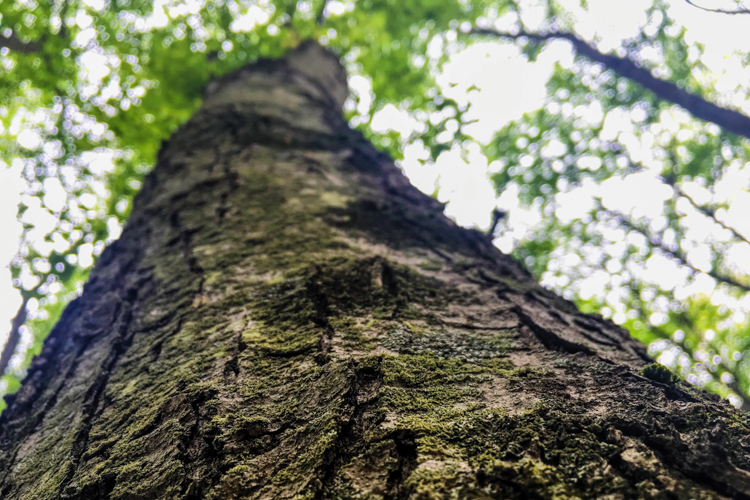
[2,41,750,500]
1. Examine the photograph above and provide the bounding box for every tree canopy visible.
[2,0,750,410]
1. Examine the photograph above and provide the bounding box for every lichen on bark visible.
[1,41,750,500]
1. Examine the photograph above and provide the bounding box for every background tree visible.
[2,0,750,410]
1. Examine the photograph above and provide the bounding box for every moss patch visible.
[639,363,680,385]
[381,326,511,363]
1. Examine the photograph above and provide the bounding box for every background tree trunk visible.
[1,41,750,500]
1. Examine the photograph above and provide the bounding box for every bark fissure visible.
[314,361,385,500]
[514,306,596,355]
[59,277,150,499]
[179,391,223,500]
[214,140,241,223]
[306,265,337,364]
[384,429,419,499]
[170,211,205,275]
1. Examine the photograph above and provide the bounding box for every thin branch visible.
[487,208,507,238]
[315,0,329,25]
[651,324,750,410]
[617,149,750,248]
[685,0,750,15]
[674,186,750,247]
[0,29,43,54]
[57,0,70,39]
[472,28,750,142]
[0,298,28,377]
[598,200,750,292]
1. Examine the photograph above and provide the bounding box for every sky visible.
[2,0,750,378]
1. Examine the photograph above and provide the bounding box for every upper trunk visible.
[1,41,749,500]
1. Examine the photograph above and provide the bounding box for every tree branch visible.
[598,200,750,292]
[685,0,750,15]
[0,298,28,377]
[486,208,507,238]
[316,0,330,25]
[674,186,750,246]
[617,149,750,248]
[472,28,750,141]
[0,29,42,54]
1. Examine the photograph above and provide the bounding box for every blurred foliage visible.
[480,1,750,408]
[2,0,750,411]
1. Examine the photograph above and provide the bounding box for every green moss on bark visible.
[3,45,750,500]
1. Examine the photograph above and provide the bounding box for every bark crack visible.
[169,212,204,275]
[59,276,151,499]
[384,429,419,499]
[514,306,596,356]
[223,330,244,382]
[179,389,222,500]
[215,143,240,223]
[306,266,336,365]
[314,360,385,499]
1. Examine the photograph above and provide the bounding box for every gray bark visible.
[1,41,749,500]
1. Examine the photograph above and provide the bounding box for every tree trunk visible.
[1,41,750,500]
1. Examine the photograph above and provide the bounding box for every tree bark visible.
[1,41,750,500]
